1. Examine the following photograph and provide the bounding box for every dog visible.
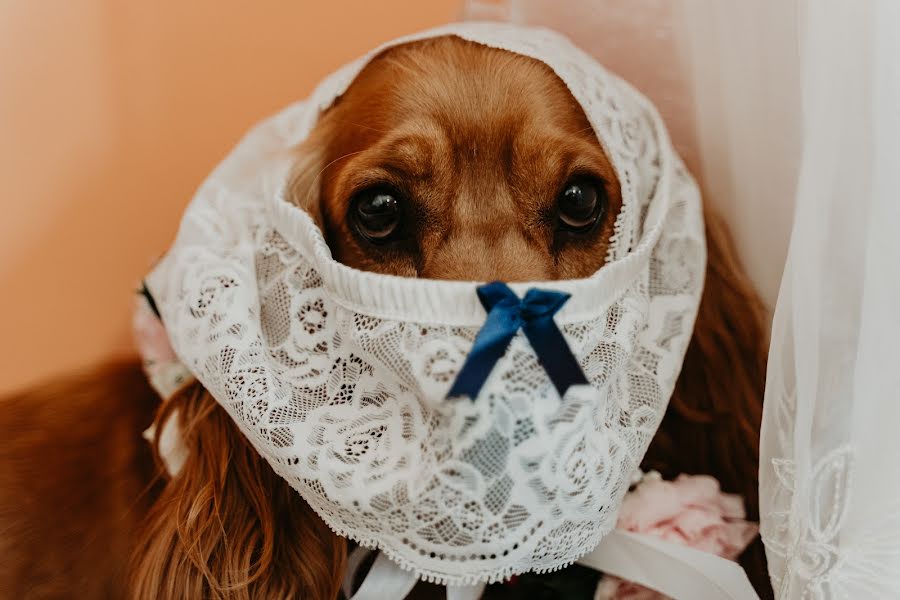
[0,36,770,599]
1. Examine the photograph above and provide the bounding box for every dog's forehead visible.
[325,37,602,178]
[322,40,582,151]
[304,24,615,146]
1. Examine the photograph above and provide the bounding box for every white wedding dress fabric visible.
[759,2,900,598]
[464,0,900,597]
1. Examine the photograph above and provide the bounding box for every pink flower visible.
[133,294,195,400]
[595,473,758,600]
[133,295,178,364]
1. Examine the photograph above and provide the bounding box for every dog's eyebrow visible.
[336,133,441,196]
[377,134,439,179]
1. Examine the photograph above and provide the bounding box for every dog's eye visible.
[351,188,403,243]
[557,178,607,232]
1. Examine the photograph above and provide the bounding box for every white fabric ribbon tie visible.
[345,531,759,600]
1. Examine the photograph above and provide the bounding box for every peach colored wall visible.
[0,1,459,394]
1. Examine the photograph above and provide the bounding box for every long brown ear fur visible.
[286,129,327,226]
[129,384,346,600]
[642,207,772,599]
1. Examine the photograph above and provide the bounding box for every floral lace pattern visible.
[763,431,900,598]
[146,23,705,585]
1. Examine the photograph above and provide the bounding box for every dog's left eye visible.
[351,188,403,243]
[557,178,607,232]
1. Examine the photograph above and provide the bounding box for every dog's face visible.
[290,36,622,281]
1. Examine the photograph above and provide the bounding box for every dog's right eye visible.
[556,177,607,233]
[350,188,403,243]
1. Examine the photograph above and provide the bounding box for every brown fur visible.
[0,361,159,599]
[1,36,771,599]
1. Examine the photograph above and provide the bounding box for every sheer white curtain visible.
[464,1,900,597]
[759,1,900,597]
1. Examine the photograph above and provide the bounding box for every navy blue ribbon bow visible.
[447,281,589,400]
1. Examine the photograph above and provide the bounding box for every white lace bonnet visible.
[143,21,757,599]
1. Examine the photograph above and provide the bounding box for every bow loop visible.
[447,282,589,400]
[520,288,571,319]
[476,281,521,311]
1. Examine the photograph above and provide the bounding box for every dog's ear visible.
[642,207,771,598]
[129,385,346,600]
[285,134,327,227]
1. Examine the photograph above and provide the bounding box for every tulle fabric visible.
[759,2,900,597]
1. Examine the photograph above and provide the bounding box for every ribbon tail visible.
[578,530,759,600]
[522,316,589,398]
[447,310,519,400]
